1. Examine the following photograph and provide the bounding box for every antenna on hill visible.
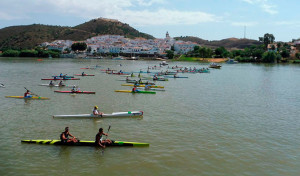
[244,26,246,39]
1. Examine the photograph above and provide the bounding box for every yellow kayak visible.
[5,96,50,100]
[121,84,164,89]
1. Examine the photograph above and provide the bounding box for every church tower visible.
[166,31,170,39]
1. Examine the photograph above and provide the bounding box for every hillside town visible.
[41,32,197,57]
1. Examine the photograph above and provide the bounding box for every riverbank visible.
[175,55,227,62]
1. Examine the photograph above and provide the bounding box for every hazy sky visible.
[0,0,299,41]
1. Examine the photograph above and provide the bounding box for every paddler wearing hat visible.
[93,105,103,116]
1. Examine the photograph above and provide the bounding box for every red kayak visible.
[54,90,95,94]
[74,74,95,76]
[41,78,80,80]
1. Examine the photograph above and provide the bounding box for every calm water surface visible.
[0,58,299,176]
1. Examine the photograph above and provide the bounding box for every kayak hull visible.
[121,84,164,88]
[39,84,75,88]
[53,111,143,118]
[115,90,156,94]
[41,78,80,80]
[5,96,49,100]
[74,74,95,76]
[54,91,95,94]
[21,140,149,147]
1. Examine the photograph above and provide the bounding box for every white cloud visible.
[241,0,278,14]
[0,0,219,26]
[274,21,300,27]
[231,21,258,27]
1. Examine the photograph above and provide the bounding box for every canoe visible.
[41,78,80,80]
[164,76,188,78]
[74,74,95,76]
[121,84,164,88]
[54,91,95,94]
[53,111,143,118]
[5,96,50,100]
[115,90,156,94]
[21,140,149,147]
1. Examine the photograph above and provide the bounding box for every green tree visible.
[71,42,87,52]
[296,53,300,59]
[215,47,227,58]
[193,45,200,51]
[166,50,174,59]
[280,49,290,58]
[262,52,277,63]
[259,33,275,48]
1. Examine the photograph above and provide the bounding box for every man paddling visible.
[24,90,32,98]
[95,128,112,148]
[60,127,78,143]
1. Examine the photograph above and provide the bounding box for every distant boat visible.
[226,59,238,64]
[209,63,222,69]
[160,61,168,66]
[112,56,124,60]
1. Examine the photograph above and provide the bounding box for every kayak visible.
[5,96,50,100]
[39,84,75,87]
[121,84,164,88]
[164,76,188,78]
[53,111,143,118]
[52,75,74,78]
[74,74,95,76]
[41,78,80,80]
[137,88,165,91]
[126,80,155,85]
[153,78,168,81]
[54,91,95,94]
[21,140,149,147]
[115,90,156,94]
[107,72,129,75]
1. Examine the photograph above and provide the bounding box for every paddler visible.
[24,90,32,98]
[60,73,63,77]
[82,72,85,76]
[58,81,64,87]
[132,85,139,92]
[49,80,54,86]
[174,73,178,78]
[71,85,77,92]
[131,73,134,77]
[60,127,78,143]
[93,105,103,116]
[144,82,150,90]
[153,74,158,80]
[138,78,142,84]
[95,128,112,148]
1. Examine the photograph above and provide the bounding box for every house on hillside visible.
[267,44,277,52]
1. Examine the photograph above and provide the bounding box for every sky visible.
[0,0,299,42]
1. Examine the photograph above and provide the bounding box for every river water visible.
[0,57,299,176]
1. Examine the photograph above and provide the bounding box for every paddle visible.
[24,87,39,97]
[101,125,111,155]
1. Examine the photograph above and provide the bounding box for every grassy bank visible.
[175,55,227,63]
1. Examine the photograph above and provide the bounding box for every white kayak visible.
[53,111,143,118]
[39,84,76,88]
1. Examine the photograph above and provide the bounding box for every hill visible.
[174,36,261,49]
[0,18,154,50]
